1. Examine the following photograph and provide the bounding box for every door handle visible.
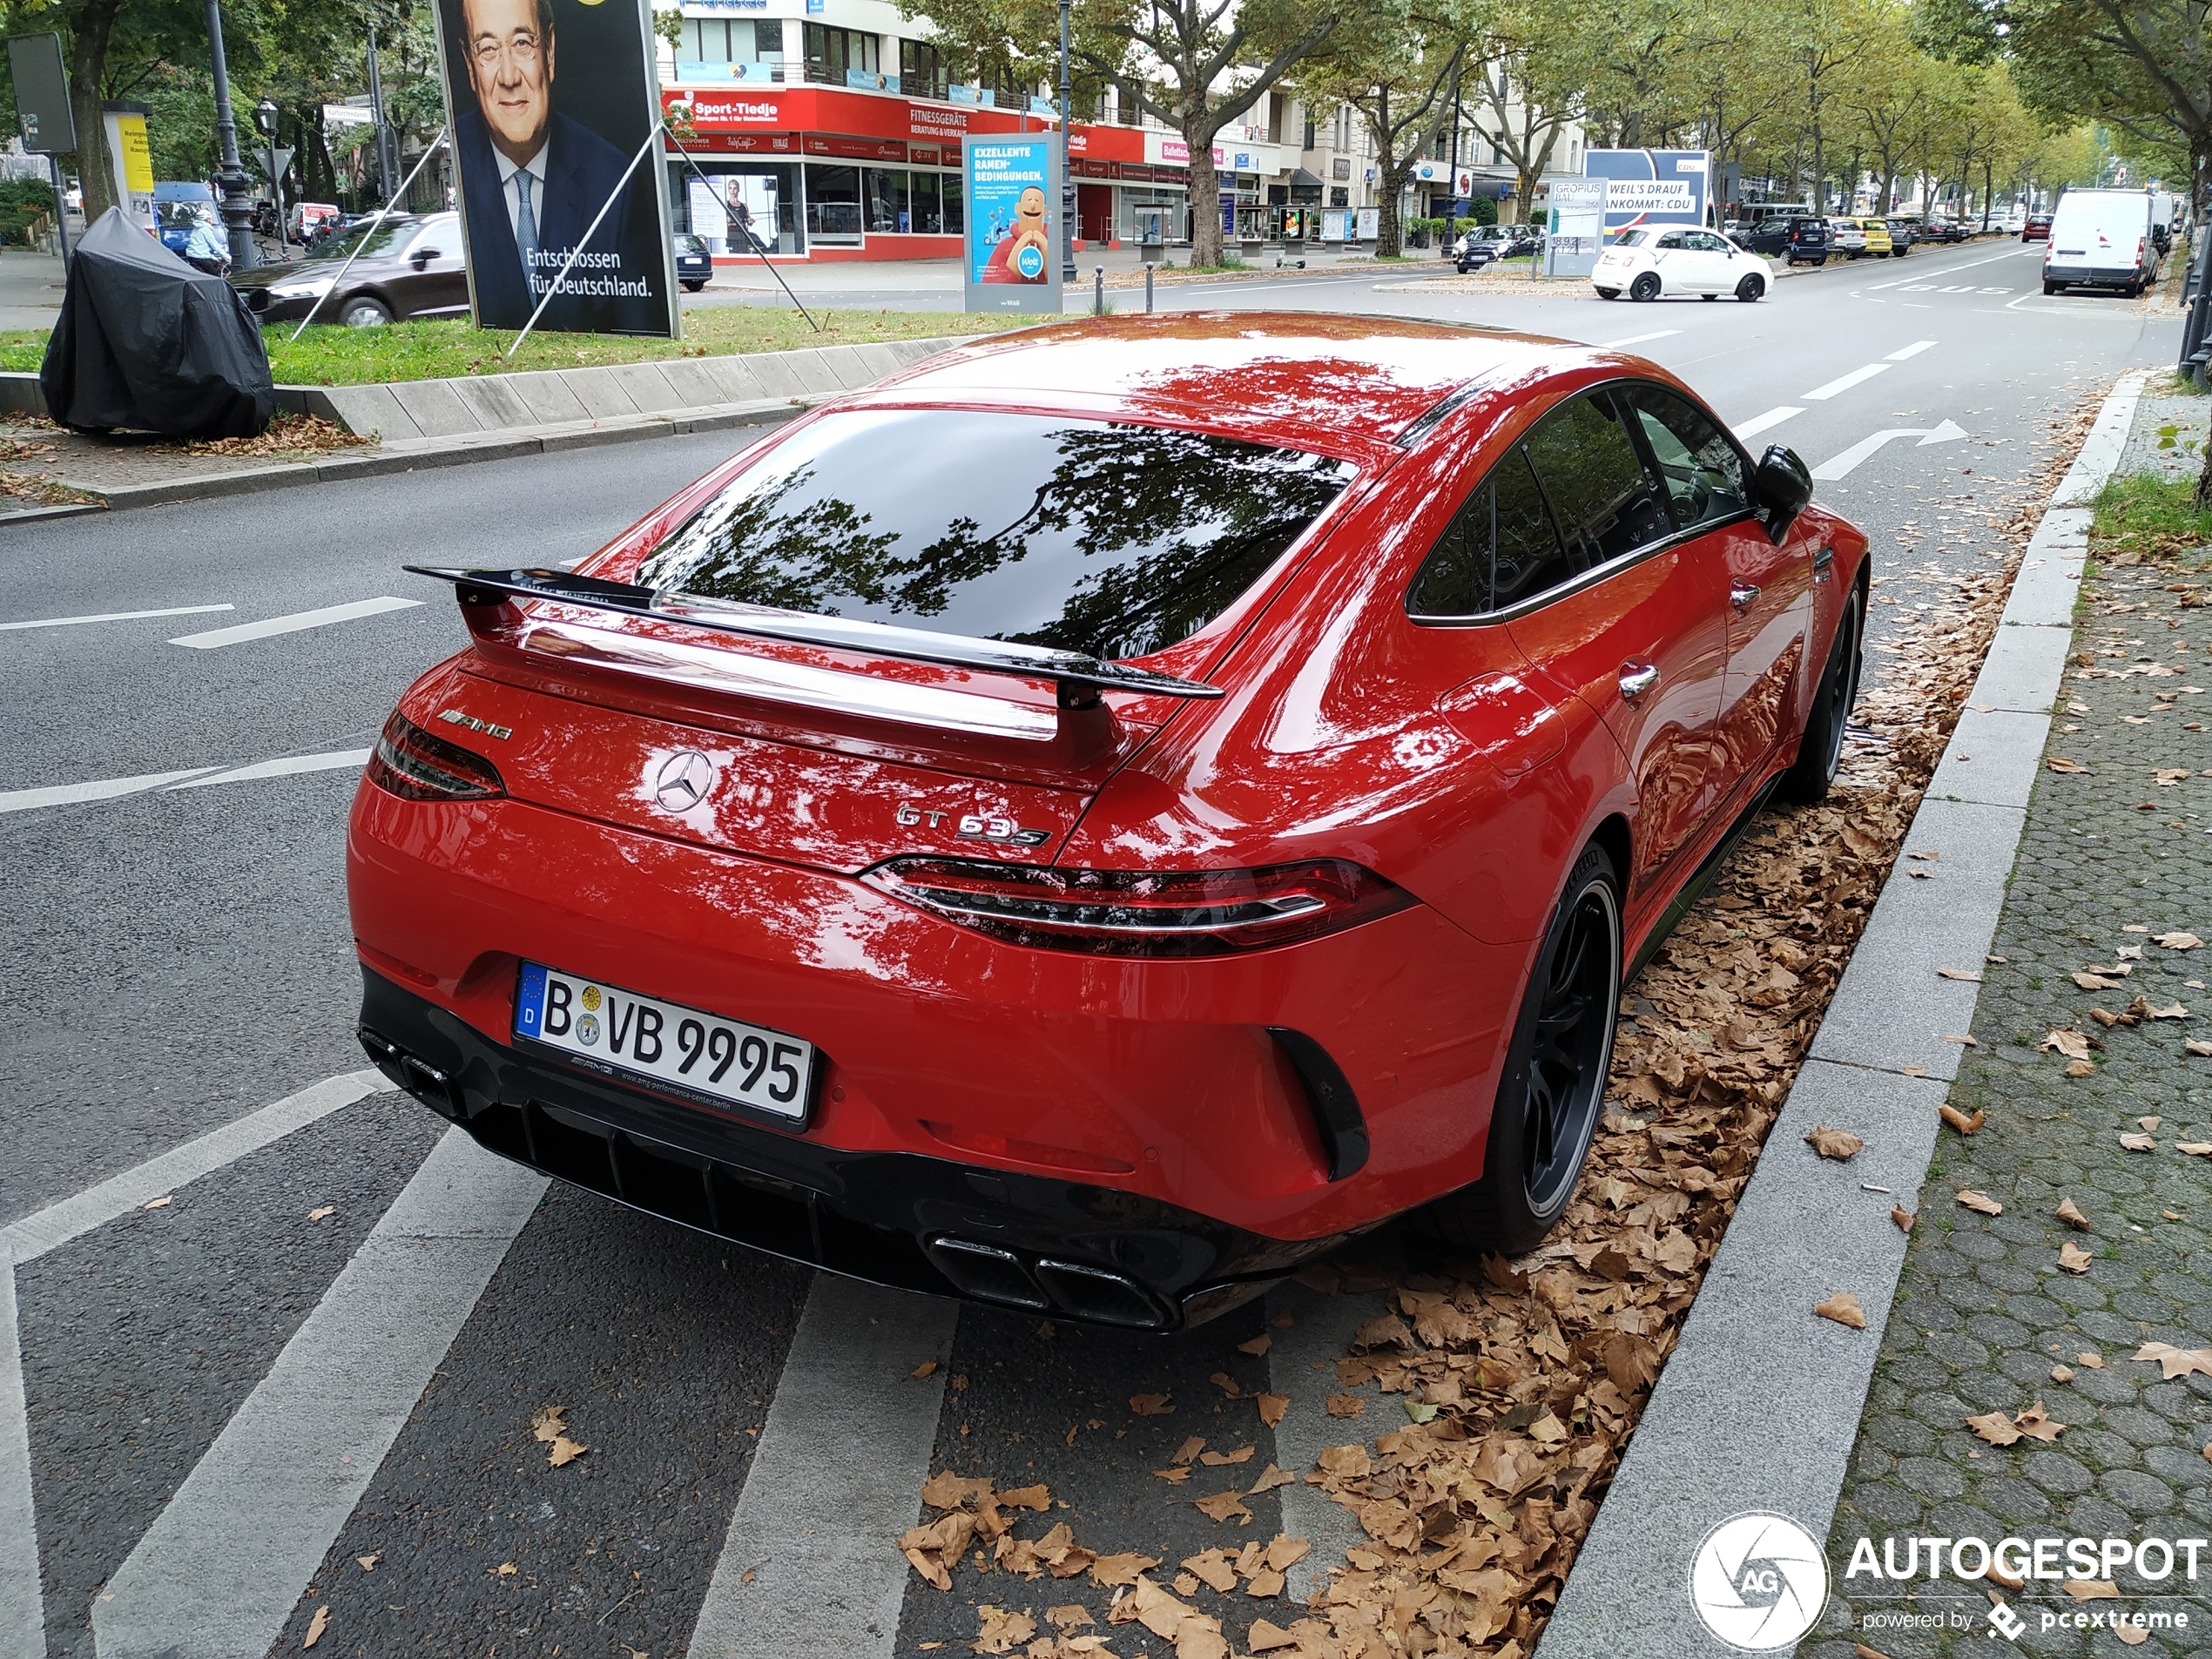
[1812,545,1835,583]
[1619,664,1660,701]
[1730,583,1761,610]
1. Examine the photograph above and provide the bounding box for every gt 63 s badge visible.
[896,802,1050,848]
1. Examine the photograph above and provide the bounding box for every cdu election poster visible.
[962,134,1060,314]
[431,0,678,336]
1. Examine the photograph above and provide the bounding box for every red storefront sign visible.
[663,84,1154,170]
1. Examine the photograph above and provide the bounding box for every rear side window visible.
[633,409,1350,659]
[1406,449,1560,617]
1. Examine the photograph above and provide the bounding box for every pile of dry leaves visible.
[0,431,92,506]
[897,400,2107,1659]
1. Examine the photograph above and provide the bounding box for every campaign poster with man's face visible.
[432,0,678,337]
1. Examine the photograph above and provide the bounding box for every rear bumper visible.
[359,966,1357,1329]
[2045,266,2145,287]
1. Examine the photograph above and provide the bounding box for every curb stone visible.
[1535,370,2149,1659]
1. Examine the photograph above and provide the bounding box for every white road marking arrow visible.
[1811,418,1967,481]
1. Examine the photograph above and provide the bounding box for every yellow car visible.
[1857,217,1895,257]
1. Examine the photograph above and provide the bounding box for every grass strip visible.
[2090,471,2212,563]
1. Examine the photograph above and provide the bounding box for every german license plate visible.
[514,962,814,1123]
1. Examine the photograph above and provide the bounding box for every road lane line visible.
[1595,330,1682,348]
[168,749,370,790]
[91,1129,546,1659]
[687,1275,957,1659]
[0,604,233,633]
[1801,362,1891,400]
[0,1071,387,1659]
[167,597,421,649]
[1734,406,1804,440]
[2,1071,386,1263]
[1885,340,1938,361]
[0,769,217,816]
[1861,246,2032,289]
[0,1271,40,1659]
[1811,419,1967,482]
[2,747,373,816]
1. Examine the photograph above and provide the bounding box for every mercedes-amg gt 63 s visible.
[349,314,1865,1331]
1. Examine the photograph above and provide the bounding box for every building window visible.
[804,24,878,84]
[806,163,863,240]
[900,39,948,100]
[866,168,909,233]
[1303,116,1316,151]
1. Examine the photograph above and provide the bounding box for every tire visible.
[2043,280,2058,295]
[1595,287,1620,300]
[1702,293,1718,301]
[1735,273,1764,302]
[339,295,392,328]
[1629,272,1661,302]
[682,280,706,293]
[1779,585,1864,804]
[1417,843,1622,1255]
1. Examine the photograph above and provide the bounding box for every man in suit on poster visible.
[452,0,664,333]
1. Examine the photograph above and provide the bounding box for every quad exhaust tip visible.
[926,1236,1166,1328]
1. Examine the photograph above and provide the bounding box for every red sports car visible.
[350,314,1865,1330]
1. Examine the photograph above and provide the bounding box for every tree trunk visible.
[1377,158,1405,256]
[1811,119,1827,215]
[1186,133,1223,266]
[69,0,123,220]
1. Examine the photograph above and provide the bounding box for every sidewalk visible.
[1811,384,2212,1657]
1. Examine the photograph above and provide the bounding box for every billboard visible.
[103,105,156,232]
[962,133,1060,314]
[431,0,677,336]
[1545,177,1607,277]
[1586,149,1710,232]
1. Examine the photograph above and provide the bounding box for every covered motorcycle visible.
[39,207,275,439]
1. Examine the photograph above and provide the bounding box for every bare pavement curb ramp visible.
[0,333,976,517]
[1537,369,2148,1658]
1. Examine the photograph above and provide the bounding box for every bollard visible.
[1145,263,1155,313]
[1094,266,1105,316]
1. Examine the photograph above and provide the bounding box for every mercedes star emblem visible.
[652,750,715,813]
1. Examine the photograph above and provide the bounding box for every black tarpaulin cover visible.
[40,208,275,438]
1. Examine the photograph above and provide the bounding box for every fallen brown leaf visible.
[1986,1560,2027,1592]
[2040,1028,2092,1060]
[307,1206,335,1221]
[303,1605,330,1649]
[1247,1621,1300,1653]
[1814,1292,1867,1329]
[1198,1446,1255,1467]
[2051,1365,2074,1383]
[1891,1204,1916,1232]
[1089,1552,1160,1588]
[2155,931,2203,949]
[1254,1393,1288,1428]
[355,1553,379,1571]
[2047,756,2090,772]
[142,1195,172,1211]
[1000,1483,1051,1511]
[2078,1351,2104,1368]
[1324,1393,1366,1418]
[1966,1409,2022,1447]
[973,1604,1037,1654]
[1956,1190,2003,1216]
[1938,967,1983,981]
[2116,1624,2150,1647]
[1194,1489,1252,1524]
[2119,1132,2157,1151]
[2133,1341,2212,1380]
[2058,1242,2094,1273]
[2055,1197,2089,1230]
[911,1359,940,1380]
[1237,1334,1271,1357]
[2013,1402,2066,1442]
[1130,1393,1174,1417]
[1248,1463,1294,1494]
[1046,1606,1093,1631]
[2064,1579,2119,1601]
[1805,1124,1865,1160]
[2180,1140,2212,1155]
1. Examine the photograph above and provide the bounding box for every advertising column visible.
[102,104,157,231]
[431,0,678,336]
[962,133,1061,314]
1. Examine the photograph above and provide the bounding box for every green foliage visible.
[2090,473,2212,563]
[0,175,60,246]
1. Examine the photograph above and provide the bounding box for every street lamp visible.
[1057,0,1075,282]
[253,98,286,260]
[202,0,258,269]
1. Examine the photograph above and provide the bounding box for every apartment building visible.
[656,0,1582,258]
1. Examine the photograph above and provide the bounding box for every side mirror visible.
[412,247,439,266]
[1751,445,1813,544]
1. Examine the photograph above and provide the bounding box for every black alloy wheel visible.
[1780,585,1864,803]
[1629,272,1661,302]
[1418,843,1622,1254]
[1736,273,1764,302]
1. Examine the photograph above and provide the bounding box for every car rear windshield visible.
[633,409,1352,660]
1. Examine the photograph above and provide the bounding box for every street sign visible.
[5,32,77,154]
[269,146,295,181]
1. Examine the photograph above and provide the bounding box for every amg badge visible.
[896,802,1051,849]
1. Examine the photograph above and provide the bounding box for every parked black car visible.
[228,211,469,327]
[674,233,712,293]
[1451,224,1541,272]
[1738,214,1830,266]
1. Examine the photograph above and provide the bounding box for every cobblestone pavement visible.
[1810,389,2212,1656]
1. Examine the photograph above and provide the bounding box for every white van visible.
[2043,189,2158,296]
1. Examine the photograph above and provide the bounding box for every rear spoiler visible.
[407,565,1223,757]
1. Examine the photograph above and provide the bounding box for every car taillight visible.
[366,711,505,801]
[859,856,1412,957]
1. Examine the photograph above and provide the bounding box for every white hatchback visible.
[1592,227,1769,303]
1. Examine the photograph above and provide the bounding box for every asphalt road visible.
[0,246,2183,1659]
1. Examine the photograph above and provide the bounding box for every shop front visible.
[664,83,1028,260]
